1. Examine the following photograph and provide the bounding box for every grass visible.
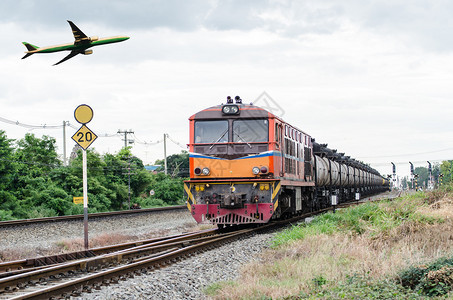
[272,192,439,248]
[206,188,453,299]
[55,232,134,252]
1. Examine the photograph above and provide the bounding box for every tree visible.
[14,133,61,177]
[0,130,180,219]
[154,151,189,178]
[146,173,184,205]
[0,130,16,191]
[114,147,153,203]
[440,160,453,184]
[414,167,428,189]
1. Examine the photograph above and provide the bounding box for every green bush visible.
[304,274,422,299]
[399,256,453,297]
[0,209,14,221]
[135,197,166,208]
[65,204,84,216]
[25,206,58,219]
[147,173,185,205]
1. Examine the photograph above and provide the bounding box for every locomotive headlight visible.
[222,105,240,115]
[194,167,202,175]
[260,166,269,174]
[252,167,260,175]
[202,167,210,175]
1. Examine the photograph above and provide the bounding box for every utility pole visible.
[122,156,137,209]
[117,129,135,208]
[391,162,396,190]
[427,161,433,190]
[164,133,168,175]
[117,129,134,149]
[63,121,67,166]
[409,162,414,190]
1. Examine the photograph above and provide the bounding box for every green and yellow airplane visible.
[22,20,129,65]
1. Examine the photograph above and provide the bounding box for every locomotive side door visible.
[279,123,284,176]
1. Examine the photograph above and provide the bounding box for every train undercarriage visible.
[184,179,389,226]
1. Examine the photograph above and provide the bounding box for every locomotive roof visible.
[189,102,311,137]
[189,103,276,120]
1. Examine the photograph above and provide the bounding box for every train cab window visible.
[194,120,228,143]
[232,119,268,143]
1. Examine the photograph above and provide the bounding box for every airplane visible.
[22,20,129,65]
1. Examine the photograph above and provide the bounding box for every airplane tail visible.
[22,42,39,59]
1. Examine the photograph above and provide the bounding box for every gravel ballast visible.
[0,209,198,259]
[84,231,275,300]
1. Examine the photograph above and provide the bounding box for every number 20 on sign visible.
[72,124,98,150]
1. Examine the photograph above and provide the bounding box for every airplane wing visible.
[53,50,80,65]
[67,20,89,44]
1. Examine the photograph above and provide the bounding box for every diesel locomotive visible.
[184,97,389,227]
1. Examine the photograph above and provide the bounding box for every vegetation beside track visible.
[206,186,453,299]
[0,131,186,221]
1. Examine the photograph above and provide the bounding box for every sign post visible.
[72,104,97,250]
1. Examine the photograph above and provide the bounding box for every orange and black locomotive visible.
[184,96,389,227]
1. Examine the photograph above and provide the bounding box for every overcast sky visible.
[1,0,453,177]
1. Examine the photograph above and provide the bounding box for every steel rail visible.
[0,228,217,276]
[0,229,245,299]
[8,231,255,299]
[0,205,186,227]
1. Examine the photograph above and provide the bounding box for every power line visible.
[368,158,452,167]
[131,133,163,145]
[357,147,453,159]
[0,115,77,130]
[166,134,186,149]
[97,133,121,138]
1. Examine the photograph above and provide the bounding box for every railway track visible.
[0,191,400,299]
[0,205,186,227]
[0,229,217,276]
[0,228,245,299]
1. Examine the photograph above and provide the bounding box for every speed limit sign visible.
[72,125,98,150]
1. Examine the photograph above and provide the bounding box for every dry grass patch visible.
[417,195,453,219]
[55,232,134,252]
[0,248,36,262]
[209,191,453,299]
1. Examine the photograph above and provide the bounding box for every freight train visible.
[184,96,389,227]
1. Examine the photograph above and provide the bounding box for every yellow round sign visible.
[74,104,93,124]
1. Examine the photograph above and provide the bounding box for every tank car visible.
[184,97,389,227]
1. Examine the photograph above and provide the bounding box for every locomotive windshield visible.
[194,120,228,143]
[233,119,268,143]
